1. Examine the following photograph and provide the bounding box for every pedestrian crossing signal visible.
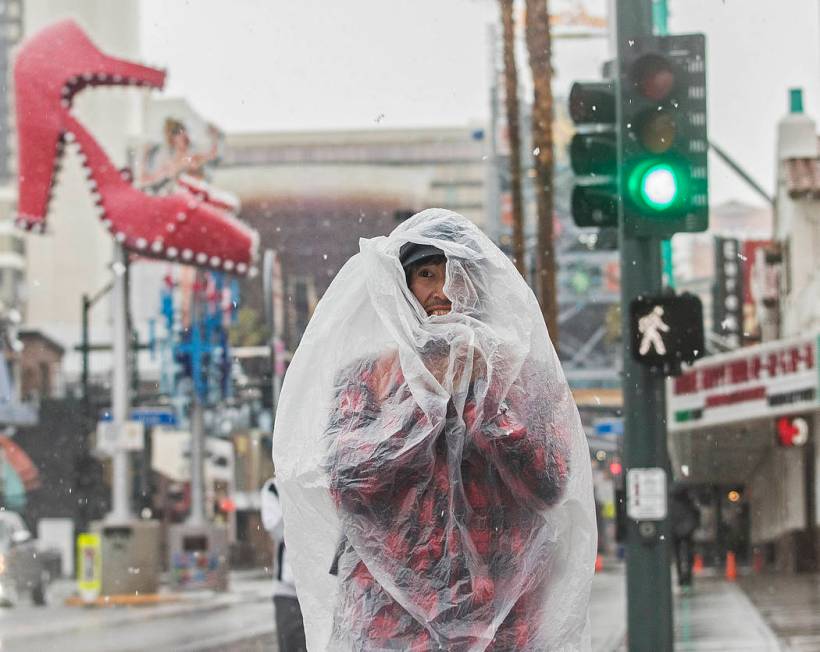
[629,293,704,375]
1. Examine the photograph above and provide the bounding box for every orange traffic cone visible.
[692,553,704,576]
[725,551,737,582]
[595,554,604,573]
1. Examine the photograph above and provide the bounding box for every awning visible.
[666,332,819,484]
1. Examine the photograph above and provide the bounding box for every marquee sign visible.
[667,333,818,432]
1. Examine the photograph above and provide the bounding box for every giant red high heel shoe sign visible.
[14,20,258,275]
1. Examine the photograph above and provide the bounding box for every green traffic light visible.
[626,159,688,215]
[640,164,679,210]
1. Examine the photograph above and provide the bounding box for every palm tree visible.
[525,0,559,350]
[499,0,525,276]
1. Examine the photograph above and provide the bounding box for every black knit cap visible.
[399,242,445,270]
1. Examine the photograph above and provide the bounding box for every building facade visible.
[667,90,820,572]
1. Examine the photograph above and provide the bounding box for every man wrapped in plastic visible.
[274,209,596,651]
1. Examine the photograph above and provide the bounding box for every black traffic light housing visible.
[618,34,709,237]
[569,77,619,228]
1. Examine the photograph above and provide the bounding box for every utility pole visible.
[82,293,90,414]
[108,244,133,523]
[80,281,114,417]
[525,0,560,349]
[498,0,526,275]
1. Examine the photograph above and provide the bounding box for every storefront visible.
[667,332,819,570]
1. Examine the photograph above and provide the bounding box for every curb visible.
[65,593,183,607]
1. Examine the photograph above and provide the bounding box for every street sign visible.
[95,420,145,455]
[594,418,624,437]
[630,293,704,374]
[129,406,177,428]
[626,467,667,520]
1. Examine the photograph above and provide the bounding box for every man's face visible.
[408,258,451,316]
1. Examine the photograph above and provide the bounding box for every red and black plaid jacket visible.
[326,352,569,651]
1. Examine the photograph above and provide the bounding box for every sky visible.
[140,0,820,207]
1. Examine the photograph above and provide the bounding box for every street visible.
[3,563,819,652]
[0,572,275,652]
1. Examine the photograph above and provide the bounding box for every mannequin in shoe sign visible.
[140,118,222,191]
[274,209,596,651]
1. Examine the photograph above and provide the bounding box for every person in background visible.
[671,485,700,587]
[260,476,306,652]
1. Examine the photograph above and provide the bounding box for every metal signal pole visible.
[616,1,674,649]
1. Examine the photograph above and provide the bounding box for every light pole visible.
[108,244,132,523]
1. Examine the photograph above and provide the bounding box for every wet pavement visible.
[590,564,627,651]
[742,573,820,652]
[674,578,781,651]
[0,571,275,652]
[3,561,818,650]
[590,563,785,651]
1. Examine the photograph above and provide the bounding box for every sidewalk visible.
[675,577,781,651]
[590,563,783,651]
[0,568,273,645]
[741,573,820,652]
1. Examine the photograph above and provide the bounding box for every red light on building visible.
[777,416,809,447]
[218,497,237,513]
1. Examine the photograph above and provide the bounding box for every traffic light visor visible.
[631,54,676,102]
[569,81,616,124]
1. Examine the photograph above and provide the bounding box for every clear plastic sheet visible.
[274,209,596,651]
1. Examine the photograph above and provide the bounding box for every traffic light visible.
[569,78,619,228]
[629,292,704,374]
[618,34,708,237]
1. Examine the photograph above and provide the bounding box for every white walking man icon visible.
[638,305,671,356]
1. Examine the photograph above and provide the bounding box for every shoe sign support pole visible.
[109,244,133,523]
[616,1,674,649]
[187,270,207,527]
[187,396,206,527]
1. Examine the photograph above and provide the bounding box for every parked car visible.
[0,511,59,606]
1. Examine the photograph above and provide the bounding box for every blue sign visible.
[100,407,177,427]
[594,418,624,437]
[130,407,177,427]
